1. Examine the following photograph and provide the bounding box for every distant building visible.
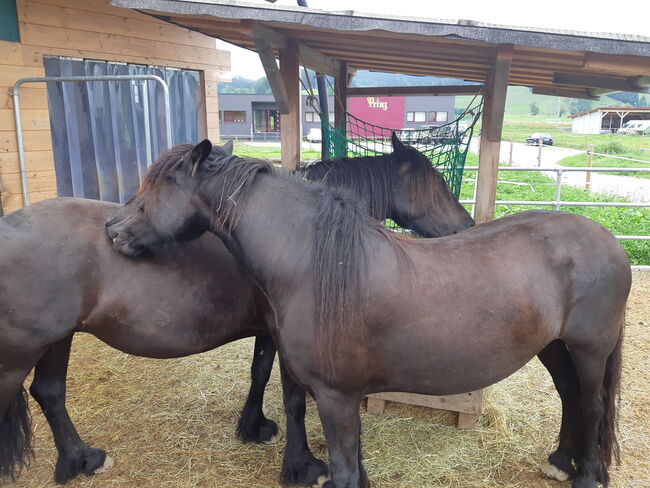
[569,106,650,134]
[218,93,455,141]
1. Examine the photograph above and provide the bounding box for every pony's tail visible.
[599,318,624,479]
[0,386,33,482]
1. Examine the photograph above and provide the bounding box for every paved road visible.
[469,140,650,203]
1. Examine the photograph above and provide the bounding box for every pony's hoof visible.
[572,477,598,488]
[93,455,114,475]
[236,416,279,444]
[541,460,570,482]
[54,447,107,484]
[313,474,331,488]
[543,451,577,481]
[282,454,328,487]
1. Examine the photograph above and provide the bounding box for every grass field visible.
[459,153,649,265]
[557,152,650,178]
[456,86,634,117]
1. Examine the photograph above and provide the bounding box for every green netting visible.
[319,96,482,199]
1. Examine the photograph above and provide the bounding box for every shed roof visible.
[111,0,650,99]
[568,106,650,118]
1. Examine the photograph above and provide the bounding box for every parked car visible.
[616,120,650,135]
[398,128,417,143]
[525,133,553,145]
[305,128,322,143]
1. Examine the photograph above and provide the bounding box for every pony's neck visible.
[299,156,393,221]
[202,172,314,294]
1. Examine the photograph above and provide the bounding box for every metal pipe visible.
[459,199,649,208]
[141,81,153,174]
[12,74,172,206]
[460,166,650,173]
[588,152,650,164]
[554,169,563,211]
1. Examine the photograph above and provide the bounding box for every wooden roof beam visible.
[553,72,650,94]
[241,20,340,77]
[347,85,483,97]
[251,34,289,113]
[532,87,599,101]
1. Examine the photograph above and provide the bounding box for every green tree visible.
[529,101,540,116]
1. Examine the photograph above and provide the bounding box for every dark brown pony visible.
[0,137,472,485]
[108,140,630,488]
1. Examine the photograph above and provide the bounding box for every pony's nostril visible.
[106,226,118,240]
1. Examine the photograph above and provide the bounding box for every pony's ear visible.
[189,139,212,175]
[391,131,407,153]
[222,139,234,155]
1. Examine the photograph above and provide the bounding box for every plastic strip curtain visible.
[43,57,202,203]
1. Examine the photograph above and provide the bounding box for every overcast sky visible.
[217,0,650,79]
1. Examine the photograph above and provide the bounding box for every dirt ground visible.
[10,272,650,488]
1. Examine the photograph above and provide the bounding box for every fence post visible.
[555,169,563,211]
[537,137,543,167]
[585,144,594,192]
[509,141,513,164]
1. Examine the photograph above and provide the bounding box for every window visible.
[305,112,318,123]
[406,111,426,123]
[427,111,449,122]
[224,111,246,123]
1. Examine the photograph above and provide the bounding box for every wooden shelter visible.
[0,0,230,214]
[109,0,650,427]
[110,0,650,226]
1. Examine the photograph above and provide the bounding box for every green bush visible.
[594,141,627,155]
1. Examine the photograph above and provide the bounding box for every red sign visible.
[347,96,405,137]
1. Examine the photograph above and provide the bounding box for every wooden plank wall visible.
[0,0,230,213]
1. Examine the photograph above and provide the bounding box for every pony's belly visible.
[81,310,255,359]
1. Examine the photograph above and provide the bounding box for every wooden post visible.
[585,144,594,192]
[538,137,543,167]
[474,44,513,224]
[280,38,301,170]
[333,61,348,157]
[508,141,513,164]
[366,397,386,415]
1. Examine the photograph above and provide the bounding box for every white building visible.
[569,107,650,134]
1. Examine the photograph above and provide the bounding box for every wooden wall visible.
[0,0,230,214]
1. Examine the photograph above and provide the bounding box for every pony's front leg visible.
[237,334,279,443]
[29,335,112,484]
[280,361,329,486]
[315,390,369,488]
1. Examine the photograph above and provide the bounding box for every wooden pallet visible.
[366,389,483,430]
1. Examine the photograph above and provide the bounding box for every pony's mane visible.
[300,147,446,224]
[140,143,273,232]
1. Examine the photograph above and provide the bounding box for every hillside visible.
[456,86,646,116]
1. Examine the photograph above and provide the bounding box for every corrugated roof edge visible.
[110,0,650,55]
[569,106,650,118]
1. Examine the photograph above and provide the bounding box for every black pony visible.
[0,136,473,485]
[108,139,629,488]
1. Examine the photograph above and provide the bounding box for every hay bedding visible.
[11,272,650,488]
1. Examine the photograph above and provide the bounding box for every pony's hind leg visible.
[236,334,279,443]
[537,340,582,481]
[29,335,111,484]
[567,333,623,488]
